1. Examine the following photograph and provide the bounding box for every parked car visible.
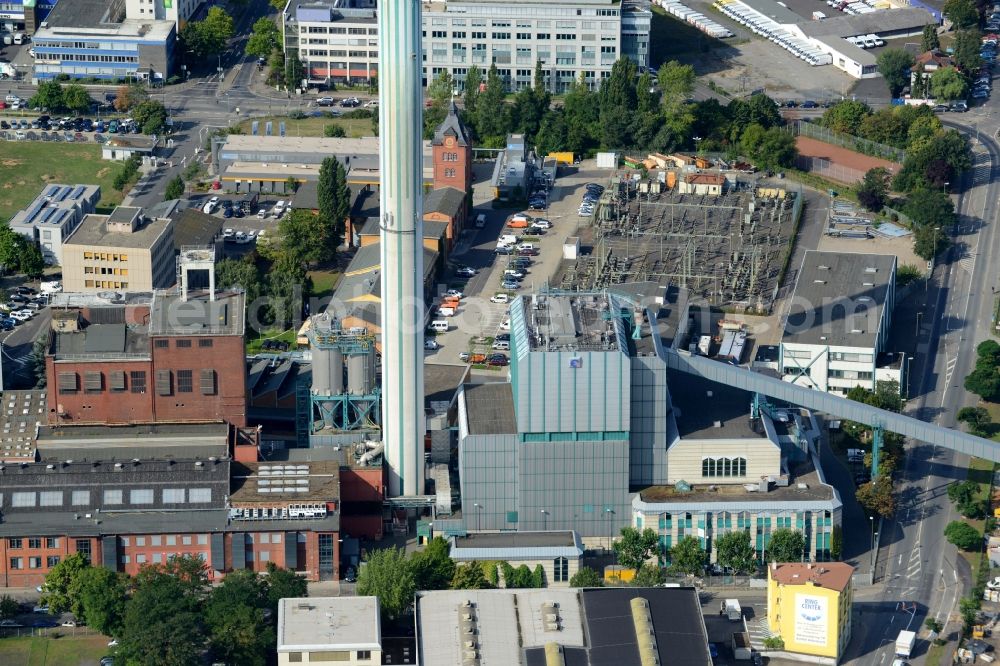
[501,279,520,290]
[487,354,509,366]
[203,196,219,214]
[455,266,477,278]
[317,97,336,107]
[0,620,23,627]
[424,339,440,351]
[490,293,510,304]
[445,289,464,298]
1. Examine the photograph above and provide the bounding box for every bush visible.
[944,520,982,551]
[895,264,922,288]
[341,108,373,119]
[763,636,785,649]
[288,110,306,120]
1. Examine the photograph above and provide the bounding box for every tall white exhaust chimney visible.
[378,0,425,497]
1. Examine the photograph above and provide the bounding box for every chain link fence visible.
[795,120,907,164]
[794,155,866,185]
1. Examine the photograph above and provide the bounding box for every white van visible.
[436,306,455,317]
[13,33,26,45]
[429,320,449,332]
[475,213,487,228]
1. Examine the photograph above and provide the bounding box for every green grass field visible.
[237,115,374,139]
[0,634,112,666]
[308,268,341,300]
[0,142,124,222]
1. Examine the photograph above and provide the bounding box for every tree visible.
[856,167,891,212]
[953,30,983,72]
[464,65,483,119]
[657,60,696,107]
[269,0,287,10]
[324,124,346,138]
[745,126,797,169]
[356,547,416,621]
[428,70,455,108]
[765,528,806,563]
[316,156,349,255]
[451,562,494,589]
[164,175,185,201]
[948,479,986,518]
[0,595,19,620]
[75,566,128,636]
[246,17,281,59]
[63,84,92,113]
[930,67,968,102]
[876,49,916,97]
[820,100,872,135]
[476,64,509,142]
[632,564,666,587]
[181,6,234,58]
[713,531,758,575]
[41,552,90,615]
[913,222,951,260]
[613,527,659,570]
[668,536,707,575]
[267,49,286,87]
[831,525,843,560]
[119,564,206,666]
[569,567,604,588]
[944,0,980,28]
[922,24,941,51]
[410,537,456,591]
[20,243,44,279]
[205,570,273,666]
[856,475,897,517]
[132,99,168,135]
[215,257,263,305]
[264,563,308,615]
[113,84,148,112]
[30,80,64,111]
[285,51,304,90]
[902,188,956,228]
[945,520,982,550]
[958,407,993,437]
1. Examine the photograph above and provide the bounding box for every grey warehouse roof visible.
[798,7,935,38]
[668,370,766,440]
[783,250,895,348]
[451,530,584,560]
[462,383,516,435]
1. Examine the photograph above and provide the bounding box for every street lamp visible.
[605,508,615,553]
[473,503,482,532]
[933,226,941,262]
[540,509,548,531]
[870,516,877,571]
[905,356,914,399]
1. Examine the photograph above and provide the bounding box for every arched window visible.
[701,456,749,478]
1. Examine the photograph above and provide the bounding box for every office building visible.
[281,0,379,87]
[780,251,901,395]
[9,184,101,266]
[767,561,854,662]
[416,587,712,665]
[277,596,382,666]
[32,0,175,83]
[421,0,650,92]
[60,206,175,293]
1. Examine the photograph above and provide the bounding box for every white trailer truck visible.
[722,598,743,621]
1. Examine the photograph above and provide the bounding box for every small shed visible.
[102,136,157,161]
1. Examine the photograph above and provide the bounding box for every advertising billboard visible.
[794,593,828,647]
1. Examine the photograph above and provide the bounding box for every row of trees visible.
[844,382,904,518]
[28,81,93,114]
[431,59,797,169]
[40,553,306,666]
[611,526,809,576]
[965,340,1000,402]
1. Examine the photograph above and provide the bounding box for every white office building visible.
[282,0,650,92]
[780,251,902,395]
[124,0,203,28]
[9,184,101,266]
[423,0,650,92]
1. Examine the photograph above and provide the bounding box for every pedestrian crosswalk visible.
[747,616,775,649]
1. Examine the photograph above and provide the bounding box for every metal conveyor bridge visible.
[662,348,1000,462]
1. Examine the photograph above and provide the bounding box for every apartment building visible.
[422,0,650,92]
[780,251,902,395]
[61,206,175,293]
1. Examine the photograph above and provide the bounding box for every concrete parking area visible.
[422,161,608,368]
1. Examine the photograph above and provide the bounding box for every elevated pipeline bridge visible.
[662,348,999,463]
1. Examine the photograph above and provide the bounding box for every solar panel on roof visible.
[53,209,70,225]
[69,185,85,200]
[53,186,70,202]
[23,200,46,224]
[38,208,56,224]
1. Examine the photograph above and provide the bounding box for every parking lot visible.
[422,161,610,368]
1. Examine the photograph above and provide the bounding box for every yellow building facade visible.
[767,561,854,662]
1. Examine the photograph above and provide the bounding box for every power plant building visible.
[453,290,842,561]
